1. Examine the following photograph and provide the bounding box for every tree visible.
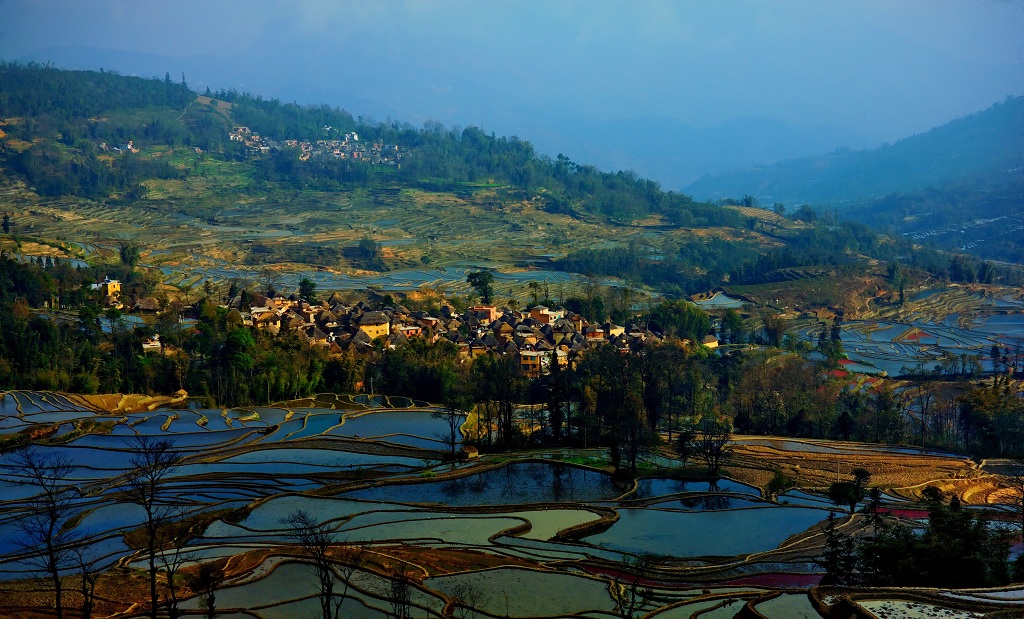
[157,509,197,619]
[615,390,657,473]
[120,436,179,619]
[258,266,283,298]
[721,309,744,344]
[1,447,80,619]
[434,369,472,456]
[762,312,788,348]
[828,468,871,514]
[185,562,225,619]
[71,546,100,619]
[299,276,318,304]
[388,567,414,619]
[280,509,365,619]
[466,270,495,305]
[674,421,697,466]
[612,555,653,619]
[119,240,141,267]
[442,579,489,619]
[472,353,526,451]
[817,512,857,585]
[695,418,730,475]
[2,211,9,233]
[645,300,710,342]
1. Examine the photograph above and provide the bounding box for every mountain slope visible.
[684,96,1024,206]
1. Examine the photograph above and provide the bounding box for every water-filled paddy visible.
[256,596,388,619]
[217,447,429,468]
[182,561,321,610]
[330,410,460,446]
[510,508,603,539]
[693,293,746,309]
[5,389,1014,614]
[858,599,982,618]
[634,477,760,499]
[342,514,526,545]
[585,506,828,556]
[345,462,620,505]
[213,496,415,533]
[754,593,819,618]
[425,567,617,617]
[652,495,766,511]
[284,411,343,439]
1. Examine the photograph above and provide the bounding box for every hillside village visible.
[119,283,720,377]
[240,292,718,377]
[228,126,405,164]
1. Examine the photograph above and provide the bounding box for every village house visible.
[224,288,716,378]
[90,277,121,298]
[355,311,391,340]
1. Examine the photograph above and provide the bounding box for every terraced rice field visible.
[2,390,1024,617]
[794,286,1024,377]
[5,181,661,300]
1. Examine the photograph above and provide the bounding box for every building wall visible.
[359,323,390,339]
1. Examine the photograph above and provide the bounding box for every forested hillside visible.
[684,96,1024,207]
[0,63,1017,295]
[843,171,1024,264]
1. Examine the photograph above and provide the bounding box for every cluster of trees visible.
[3,434,475,619]
[821,486,1014,587]
[4,64,1016,293]
[2,438,225,618]
[3,64,748,231]
[373,332,729,471]
[553,238,759,296]
[0,63,194,121]
[845,172,1024,265]
[550,213,988,297]
[0,64,215,199]
[9,143,183,199]
[5,248,1024,460]
[0,257,360,403]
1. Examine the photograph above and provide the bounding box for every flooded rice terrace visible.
[792,287,1024,377]
[2,389,1023,617]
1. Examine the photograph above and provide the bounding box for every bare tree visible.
[612,555,654,619]
[71,545,100,619]
[434,370,472,456]
[258,266,283,298]
[2,447,80,619]
[388,567,414,619]
[442,579,489,619]
[120,436,179,619]
[280,509,365,619]
[157,509,197,619]
[695,418,731,475]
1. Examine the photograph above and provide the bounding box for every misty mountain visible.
[685,96,1024,207]
[15,45,873,188]
[535,114,875,188]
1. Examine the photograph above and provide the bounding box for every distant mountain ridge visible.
[545,114,874,188]
[684,96,1024,207]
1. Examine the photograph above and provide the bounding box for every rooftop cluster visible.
[237,292,717,377]
[228,126,404,164]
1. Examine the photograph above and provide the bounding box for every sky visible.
[1,0,1021,186]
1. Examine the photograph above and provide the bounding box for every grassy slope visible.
[1,97,893,307]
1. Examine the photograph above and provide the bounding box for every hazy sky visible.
[1,1,1021,183]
